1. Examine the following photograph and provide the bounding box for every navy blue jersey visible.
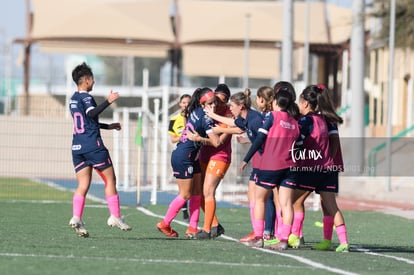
[234,109,264,168]
[70,91,105,154]
[234,109,263,144]
[175,107,215,161]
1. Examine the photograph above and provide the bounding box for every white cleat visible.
[107,215,132,231]
[69,216,89,238]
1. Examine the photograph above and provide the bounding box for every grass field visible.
[1,178,413,275]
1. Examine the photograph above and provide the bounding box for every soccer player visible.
[292,84,349,252]
[168,94,191,221]
[156,87,220,238]
[187,84,232,239]
[204,87,269,242]
[68,62,131,238]
[241,88,300,250]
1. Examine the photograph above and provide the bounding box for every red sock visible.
[323,216,334,240]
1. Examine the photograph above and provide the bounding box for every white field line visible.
[138,207,359,275]
[0,252,308,269]
[4,199,412,271]
[353,247,414,264]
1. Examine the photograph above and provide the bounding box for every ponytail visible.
[301,85,343,124]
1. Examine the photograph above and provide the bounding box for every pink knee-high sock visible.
[323,216,334,240]
[164,195,187,226]
[276,211,283,239]
[73,194,85,219]
[249,202,255,230]
[106,194,120,218]
[253,218,264,238]
[188,195,201,229]
[280,223,292,242]
[292,212,305,237]
[336,224,348,244]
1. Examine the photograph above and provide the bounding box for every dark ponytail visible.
[301,85,343,124]
[185,87,213,118]
[273,81,300,119]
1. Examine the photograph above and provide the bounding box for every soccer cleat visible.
[107,215,132,231]
[300,236,305,246]
[335,243,350,253]
[240,231,255,242]
[211,224,225,238]
[248,236,264,248]
[263,237,280,248]
[195,230,211,240]
[69,216,89,238]
[313,239,332,251]
[156,221,178,238]
[185,226,198,239]
[288,234,301,248]
[268,241,288,251]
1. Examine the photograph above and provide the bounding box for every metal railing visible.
[367,124,414,176]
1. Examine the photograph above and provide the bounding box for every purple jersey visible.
[70,91,105,154]
[297,114,333,170]
[327,119,344,171]
[257,111,299,170]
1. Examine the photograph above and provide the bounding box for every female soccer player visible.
[156,87,220,238]
[168,94,191,221]
[68,62,131,238]
[293,84,349,252]
[204,87,274,243]
[186,84,232,239]
[241,88,300,250]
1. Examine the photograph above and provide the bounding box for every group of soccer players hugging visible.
[68,62,349,252]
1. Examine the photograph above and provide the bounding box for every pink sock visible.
[73,194,85,218]
[292,212,305,237]
[280,223,292,242]
[323,216,334,240]
[336,224,348,244]
[106,194,120,218]
[276,211,283,239]
[249,202,255,230]
[188,195,201,229]
[164,195,186,226]
[253,218,264,238]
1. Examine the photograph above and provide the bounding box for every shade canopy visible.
[25,0,353,78]
[31,0,174,57]
[179,0,352,45]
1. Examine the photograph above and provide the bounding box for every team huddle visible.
[160,82,349,252]
[67,62,349,253]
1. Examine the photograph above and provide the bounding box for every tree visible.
[370,0,414,48]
